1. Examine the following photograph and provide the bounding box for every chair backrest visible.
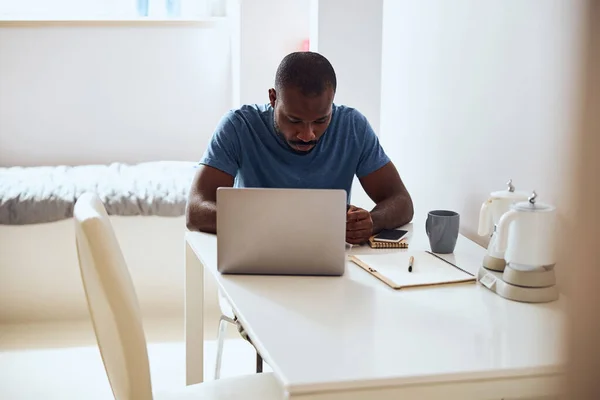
[73,192,153,400]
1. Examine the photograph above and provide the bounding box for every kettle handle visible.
[477,199,493,236]
[495,209,519,253]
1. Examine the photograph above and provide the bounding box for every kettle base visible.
[477,266,560,303]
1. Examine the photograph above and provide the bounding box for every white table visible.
[184,222,566,399]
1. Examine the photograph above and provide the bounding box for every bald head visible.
[274,51,337,96]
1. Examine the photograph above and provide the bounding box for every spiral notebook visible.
[349,251,475,290]
[368,236,409,249]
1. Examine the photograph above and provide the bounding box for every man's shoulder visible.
[333,104,369,123]
[214,104,271,138]
[332,104,370,135]
[224,103,271,123]
[333,103,359,117]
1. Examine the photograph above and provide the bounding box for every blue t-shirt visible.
[199,103,390,203]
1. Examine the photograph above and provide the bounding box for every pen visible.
[408,255,414,272]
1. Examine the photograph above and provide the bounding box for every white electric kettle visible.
[494,191,557,271]
[478,179,529,271]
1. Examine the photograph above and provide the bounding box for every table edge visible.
[283,365,566,395]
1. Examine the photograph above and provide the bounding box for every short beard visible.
[273,117,315,155]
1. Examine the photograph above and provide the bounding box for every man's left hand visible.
[346,205,373,245]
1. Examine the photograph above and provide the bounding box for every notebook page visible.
[352,251,474,288]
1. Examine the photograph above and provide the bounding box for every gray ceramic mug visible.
[426,210,460,254]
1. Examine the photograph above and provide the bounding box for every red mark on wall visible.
[301,39,310,51]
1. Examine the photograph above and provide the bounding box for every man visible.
[186,51,413,243]
[186,51,413,371]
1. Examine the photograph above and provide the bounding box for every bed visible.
[0,161,220,323]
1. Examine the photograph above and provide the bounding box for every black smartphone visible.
[373,229,409,243]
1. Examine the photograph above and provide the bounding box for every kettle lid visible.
[512,191,556,212]
[490,179,529,199]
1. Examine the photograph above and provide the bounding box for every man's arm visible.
[359,161,414,233]
[185,165,234,233]
[187,109,240,233]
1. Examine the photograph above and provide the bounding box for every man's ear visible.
[268,88,277,108]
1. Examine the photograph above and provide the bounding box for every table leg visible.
[185,239,204,385]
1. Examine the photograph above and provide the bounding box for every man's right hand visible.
[346,205,374,245]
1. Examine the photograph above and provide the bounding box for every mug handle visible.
[425,215,431,236]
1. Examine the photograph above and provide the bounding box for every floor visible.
[0,316,272,399]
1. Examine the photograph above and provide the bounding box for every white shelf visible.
[0,15,228,27]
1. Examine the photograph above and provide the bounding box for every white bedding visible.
[0,161,197,225]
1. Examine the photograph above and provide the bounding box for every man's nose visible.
[297,123,316,141]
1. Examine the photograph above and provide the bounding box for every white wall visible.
[0,0,311,168]
[310,0,383,134]
[232,0,310,106]
[380,0,587,292]
[0,21,231,167]
[0,0,218,19]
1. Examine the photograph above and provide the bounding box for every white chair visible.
[73,192,282,400]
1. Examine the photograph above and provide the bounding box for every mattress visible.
[0,161,197,225]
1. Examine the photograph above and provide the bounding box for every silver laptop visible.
[216,187,347,276]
